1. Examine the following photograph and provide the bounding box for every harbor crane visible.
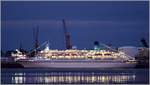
[62,19,72,49]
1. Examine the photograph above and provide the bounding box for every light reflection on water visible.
[2,71,138,84]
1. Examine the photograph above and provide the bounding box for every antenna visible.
[19,41,23,51]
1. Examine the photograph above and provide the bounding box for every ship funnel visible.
[94,41,100,50]
[44,41,50,52]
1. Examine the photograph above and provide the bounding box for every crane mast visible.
[32,26,39,54]
[35,26,39,50]
[62,19,72,49]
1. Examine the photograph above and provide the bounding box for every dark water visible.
[1,68,149,84]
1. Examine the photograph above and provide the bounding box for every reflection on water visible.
[2,70,140,84]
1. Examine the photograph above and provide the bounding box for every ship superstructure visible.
[38,45,133,61]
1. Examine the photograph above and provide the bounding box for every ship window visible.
[95,54,102,56]
[87,56,92,59]
[104,54,111,56]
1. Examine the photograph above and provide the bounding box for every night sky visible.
[1,1,149,52]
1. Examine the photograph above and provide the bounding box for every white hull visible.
[17,60,137,68]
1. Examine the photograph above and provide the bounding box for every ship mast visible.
[62,19,72,49]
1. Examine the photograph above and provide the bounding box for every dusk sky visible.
[1,1,149,51]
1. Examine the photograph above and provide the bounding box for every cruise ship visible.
[14,20,137,68]
[15,43,137,68]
